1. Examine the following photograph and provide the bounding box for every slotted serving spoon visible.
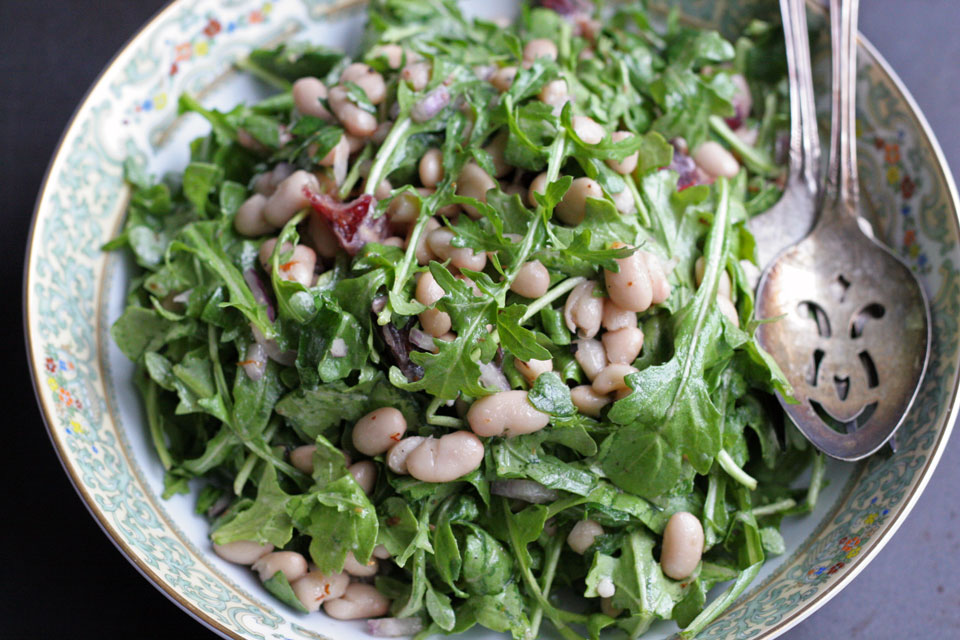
[754,0,931,460]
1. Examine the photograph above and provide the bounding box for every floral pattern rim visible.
[24,1,960,639]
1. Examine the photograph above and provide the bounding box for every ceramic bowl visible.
[25,1,960,638]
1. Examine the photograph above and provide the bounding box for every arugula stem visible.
[364,116,413,195]
[756,92,779,152]
[709,115,779,177]
[803,452,825,512]
[144,380,173,470]
[679,562,762,638]
[751,498,797,517]
[338,143,372,200]
[520,276,586,324]
[527,536,564,640]
[233,56,292,91]
[233,422,279,495]
[625,174,652,228]
[208,324,234,416]
[501,500,588,639]
[717,449,758,490]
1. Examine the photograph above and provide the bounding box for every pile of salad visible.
[108,0,826,638]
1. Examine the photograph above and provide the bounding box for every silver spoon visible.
[748,0,821,269]
[754,0,931,460]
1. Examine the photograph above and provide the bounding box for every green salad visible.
[107,0,826,637]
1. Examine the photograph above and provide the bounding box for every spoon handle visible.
[825,0,860,211]
[782,0,820,195]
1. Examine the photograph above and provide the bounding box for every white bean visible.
[456,162,496,219]
[606,131,639,175]
[278,245,317,288]
[411,217,441,265]
[570,385,611,417]
[372,544,392,560]
[693,141,740,179]
[292,570,349,612]
[567,519,604,554]
[406,431,485,482]
[418,148,444,188]
[642,251,671,305]
[602,327,644,365]
[572,116,605,145]
[717,295,740,328]
[538,79,568,108]
[387,190,421,227]
[602,300,637,332]
[556,177,602,225]
[259,240,316,288]
[419,307,452,338]
[353,407,407,456]
[374,179,393,201]
[401,61,431,91]
[427,228,487,272]
[604,247,670,312]
[416,270,452,337]
[323,583,391,620]
[328,85,378,138]
[252,551,308,583]
[660,511,704,580]
[292,77,333,120]
[349,461,377,495]
[253,163,294,196]
[467,390,549,437]
[373,44,404,69]
[574,338,607,381]
[527,172,548,208]
[490,66,518,92]
[263,170,318,228]
[342,551,379,577]
[523,38,558,63]
[213,540,273,565]
[386,436,427,475]
[514,358,553,383]
[511,260,550,298]
[563,280,603,338]
[340,63,386,105]
[234,194,273,237]
[290,444,316,475]
[592,363,637,395]
[306,212,340,259]
[694,256,732,299]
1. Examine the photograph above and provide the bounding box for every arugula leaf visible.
[211,465,293,547]
[286,472,378,574]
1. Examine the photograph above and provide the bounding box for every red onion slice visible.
[303,189,387,255]
[411,86,450,123]
[408,327,437,352]
[250,324,297,367]
[479,360,510,391]
[491,479,560,503]
[243,268,276,321]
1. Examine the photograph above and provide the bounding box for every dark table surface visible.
[4,1,958,638]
